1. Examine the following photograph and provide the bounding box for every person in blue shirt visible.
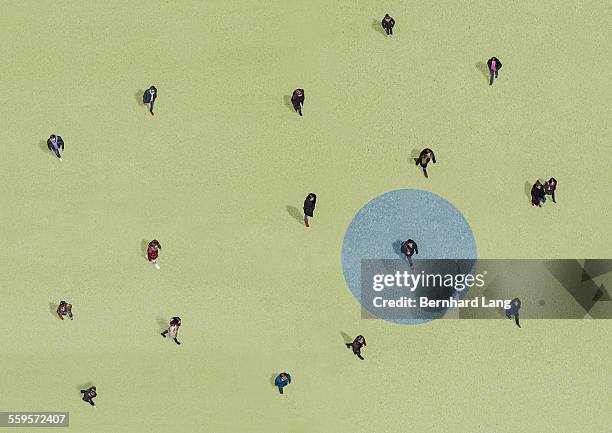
[274,372,291,394]
[505,298,521,328]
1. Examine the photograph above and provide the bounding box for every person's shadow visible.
[39,139,50,155]
[141,239,149,261]
[286,205,303,224]
[372,18,386,36]
[411,148,421,164]
[475,62,489,81]
[49,302,58,318]
[156,317,167,334]
[392,239,404,257]
[340,331,352,345]
[283,95,294,112]
[270,372,279,387]
[76,382,94,392]
[135,90,144,107]
[524,181,532,200]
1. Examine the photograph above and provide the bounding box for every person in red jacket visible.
[147,239,162,269]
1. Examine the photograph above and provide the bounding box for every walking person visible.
[56,300,73,320]
[401,239,418,267]
[47,134,65,161]
[346,335,367,360]
[505,298,521,328]
[415,148,436,178]
[487,57,502,86]
[274,372,292,394]
[80,386,97,408]
[381,14,395,36]
[303,193,317,227]
[543,178,557,203]
[531,180,545,207]
[291,89,305,116]
[161,316,181,345]
[147,239,162,269]
[143,86,158,115]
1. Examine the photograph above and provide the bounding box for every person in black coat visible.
[531,180,545,207]
[80,386,97,408]
[505,298,521,328]
[401,239,418,267]
[143,86,158,115]
[415,148,436,178]
[291,89,305,116]
[47,134,65,161]
[303,193,316,227]
[487,57,502,86]
[346,335,366,360]
[381,14,395,36]
[543,178,557,203]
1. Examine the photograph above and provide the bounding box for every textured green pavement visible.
[1,1,611,432]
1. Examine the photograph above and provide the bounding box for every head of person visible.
[91,386,96,391]
[280,373,287,381]
[296,89,302,96]
[150,86,157,94]
[357,335,364,342]
[60,300,66,305]
[549,177,557,186]
[50,134,56,140]
[384,14,390,19]
[407,239,414,246]
[535,180,542,188]
[308,193,316,201]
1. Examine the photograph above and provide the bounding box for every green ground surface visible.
[1,1,611,432]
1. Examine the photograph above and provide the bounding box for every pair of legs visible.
[147,100,155,115]
[293,102,302,116]
[49,144,63,160]
[80,391,95,407]
[277,385,286,394]
[384,26,393,36]
[346,343,364,360]
[420,164,429,178]
[304,214,311,227]
[404,254,414,267]
[489,69,499,85]
[61,311,73,320]
[160,329,181,345]
[506,310,521,328]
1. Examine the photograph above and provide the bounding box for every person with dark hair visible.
[415,148,436,178]
[57,300,73,320]
[291,89,304,116]
[346,335,367,360]
[274,372,292,394]
[161,316,181,345]
[487,57,502,86]
[47,134,65,161]
[543,178,557,203]
[147,239,162,269]
[505,298,521,328]
[80,386,97,408]
[381,14,395,36]
[400,239,418,267]
[531,180,545,207]
[303,193,317,227]
[143,86,158,115]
